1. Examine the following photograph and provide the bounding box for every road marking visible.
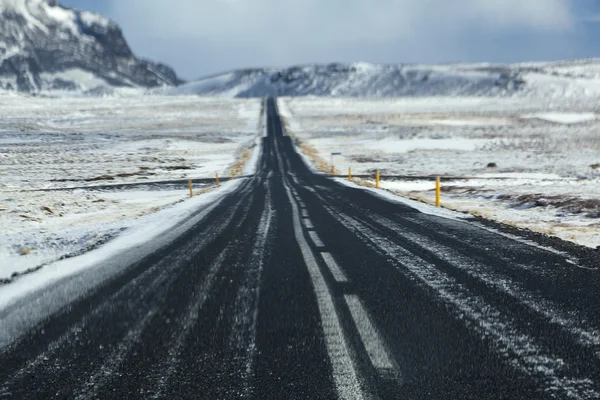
[301,209,309,218]
[344,295,396,378]
[309,231,325,248]
[321,253,348,283]
[282,178,365,400]
[327,206,600,399]
[303,218,314,229]
[299,201,306,208]
[375,213,600,358]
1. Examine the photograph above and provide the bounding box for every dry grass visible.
[349,177,377,188]
[229,148,253,178]
[283,119,336,175]
[198,184,221,196]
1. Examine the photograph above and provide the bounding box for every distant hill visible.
[168,60,600,98]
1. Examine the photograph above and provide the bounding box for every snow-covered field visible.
[279,97,600,249]
[0,94,261,282]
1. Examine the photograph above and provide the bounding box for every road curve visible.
[1,98,600,399]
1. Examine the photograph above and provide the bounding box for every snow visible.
[523,112,597,124]
[428,118,510,126]
[0,46,21,64]
[169,72,256,98]
[365,137,490,153]
[0,0,49,34]
[164,59,600,99]
[379,180,437,192]
[79,10,111,28]
[281,97,600,249]
[0,179,243,311]
[334,178,471,221]
[0,95,262,283]
[0,0,83,37]
[42,1,78,34]
[39,68,109,91]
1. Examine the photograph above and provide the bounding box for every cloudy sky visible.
[61,0,600,80]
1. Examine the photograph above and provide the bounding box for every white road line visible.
[309,231,325,248]
[375,213,600,358]
[321,253,348,283]
[327,206,600,399]
[301,209,309,218]
[344,295,396,377]
[281,178,365,400]
[303,218,314,229]
[299,201,306,208]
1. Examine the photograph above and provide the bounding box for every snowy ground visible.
[0,94,262,282]
[279,97,600,249]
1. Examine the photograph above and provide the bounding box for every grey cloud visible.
[108,0,577,78]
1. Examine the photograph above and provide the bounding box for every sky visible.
[60,0,600,80]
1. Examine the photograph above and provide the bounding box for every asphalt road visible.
[2,98,600,399]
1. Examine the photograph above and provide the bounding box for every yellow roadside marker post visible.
[330,152,342,176]
[376,171,380,189]
[187,179,193,198]
[436,177,441,207]
[216,173,220,187]
[231,170,235,180]
[348,167,352,180]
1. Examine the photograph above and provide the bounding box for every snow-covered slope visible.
[170,60,600,98]
[0,0,183,93]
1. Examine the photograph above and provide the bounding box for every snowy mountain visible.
[0,0,182,93]
[170,60,600,98]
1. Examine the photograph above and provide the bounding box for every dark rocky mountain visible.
[0,0,183,92]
